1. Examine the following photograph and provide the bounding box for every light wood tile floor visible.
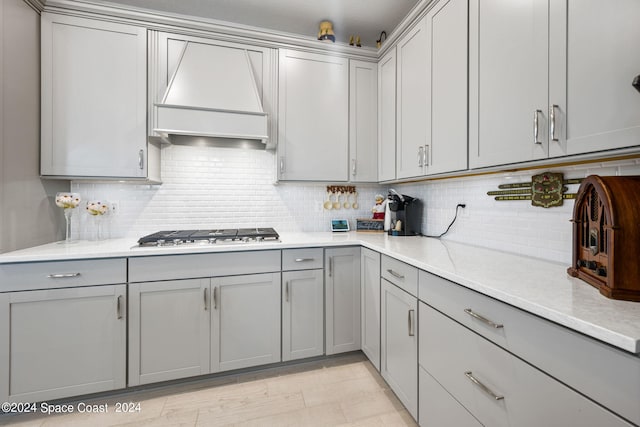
[0,353,417,427]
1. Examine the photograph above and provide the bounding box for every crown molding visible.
[376,0,435,57]
[24,0,46,13]
[42,0,380,60]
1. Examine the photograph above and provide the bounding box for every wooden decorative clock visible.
[567,175,640,301]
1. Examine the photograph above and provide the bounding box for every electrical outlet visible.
[110,201,119,216]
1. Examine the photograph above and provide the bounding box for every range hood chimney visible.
[153,42,269,147]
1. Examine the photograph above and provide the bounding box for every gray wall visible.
[0,0,67,253]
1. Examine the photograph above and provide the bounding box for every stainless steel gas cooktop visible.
[137,228,280,247]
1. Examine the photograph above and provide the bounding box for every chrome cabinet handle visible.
[408,309,415,336]
[213,286,218,310]
[417,146,424,167]
[533,109,543,145]
[280,156,285,173]
[424,144,430,167]
[203,288,208,311]
[116,295,123,319]
[328,257,333,277]
[550,104,559,142]
[464,308,504,329]
[47,273,81,278]
[138,149,144,170]
[295,258,315,262]
[465,371,504,401]
[386,269,405,280]
[285,281,290,302]
[352,159,357,176]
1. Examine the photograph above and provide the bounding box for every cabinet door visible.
[282,269,324,361]
[41,13,147,178]
[0,285,126,402]
[212,273,281,372]
[278,49,349,181]
[548,0,640,157]
[128,279,210,386]
[469,0,549,168]
[424,0,468,175]
[381,279,418,419]
[396,18,429,179]
[325,247,361,355]
[378,48,397,181]
[361,248,381,370]
[349,60,378,182]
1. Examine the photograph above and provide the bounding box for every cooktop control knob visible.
[173,239,182,245]
[208,238,217,244]
[157,239,166,246]
[256,236,264,242]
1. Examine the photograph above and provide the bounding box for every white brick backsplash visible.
[72,147,640,265]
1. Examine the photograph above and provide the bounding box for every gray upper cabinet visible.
[470,0,640,169]
[349,60,378,182]
[40,13,149,179]
[423,0,468,175]
[377,48,397,182]
[468,0,549,169]
[278,49,349,181]
[395,18,429,180]
[548,0,640,157]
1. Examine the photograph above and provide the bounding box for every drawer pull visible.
[213,286,218,310]
[408,309,415,336]
[295,258,315,262]
[386,269,405,280]
[464,308,504,329]
[285,281,290,302]
[464,371,504,401]
[47,273,81,279]
[116,295,123,319]
[204,288,208,311]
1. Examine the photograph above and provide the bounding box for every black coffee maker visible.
[387,190,422,236]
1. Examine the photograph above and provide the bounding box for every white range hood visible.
[153,42,269,145]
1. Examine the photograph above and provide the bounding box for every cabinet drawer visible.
[0,258,126,292]
[282,248,323,271]
[419,302,632,427]
[381,255,418,296]
[129,250,281,282]
[418,270,640,425]
[419,366,481,427]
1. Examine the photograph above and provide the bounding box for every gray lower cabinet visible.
[212,273,281,372]
[0,285,127,402]
[325,247,361,355]
[129,273,281,386]
[128,279,210,386]
[361,247,381,370]
[282,269,324,361]
[419,301,632,427]
[381,279,418,420]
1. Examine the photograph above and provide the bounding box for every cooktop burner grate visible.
[137,228,280,246]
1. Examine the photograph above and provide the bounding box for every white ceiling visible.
[92,0,420,47]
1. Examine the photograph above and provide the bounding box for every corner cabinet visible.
[278,49,349,181]
[40,13,151,180]
[325,247,361,355]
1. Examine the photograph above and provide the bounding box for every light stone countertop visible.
[1,232,639,354]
